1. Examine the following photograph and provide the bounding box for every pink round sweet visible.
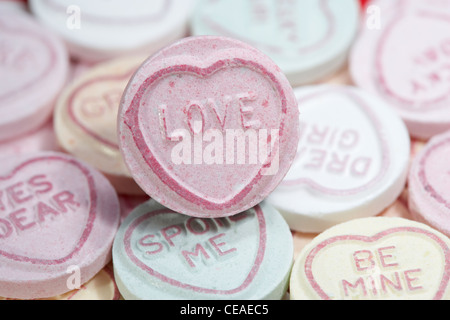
[0,151,120,299]
[351,0,450,139]
[117,36,299,218]
[0,10,68,142]
[409,129,450,237]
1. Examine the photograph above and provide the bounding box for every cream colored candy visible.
[54,54,148,195]
[290,217,450,300]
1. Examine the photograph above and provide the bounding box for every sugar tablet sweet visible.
[113,199,293,300]
[29,0,196,63]
[0,10,68,142]
[290,217,450,300]
[266,85,410,233]
[0,151,120,299]
[408,129,450,237]
[191,0,360,86]
[54,54,148,195]
[351,0,450,139]
[117,36,299,218]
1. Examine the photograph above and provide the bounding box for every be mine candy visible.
[351,0,450,139]
[408,129,450,238]
[267,85,410,233]
[290,217,450,300]
[54,54,147,195]
[0,152,120,299]
[117,36,299,218]
[191,0,360,86]
[112,200,293,300]
[29,0,196,63]
[0,9,68,142]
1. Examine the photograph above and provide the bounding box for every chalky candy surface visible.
[113,200,293,300]
[409,130,450,237]
[351,0,450,139]
[118,36,299,218]
[191,0,360,86]
[290,217,450,300]
[54,54,148,195]
[29,0,196,63]
[266,85,410,233]
[0,9,68,142]
[0,152,120,299]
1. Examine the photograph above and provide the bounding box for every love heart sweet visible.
[351,0,450,139]
[113,200,293,300]
[0,152,120,299]
[0,10,68,142]
[117,36,299,218]
[267,85,410,233]
[290,217,450,300]
[409,129,450,237]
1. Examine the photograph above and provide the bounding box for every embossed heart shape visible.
[122,55,289,212]
[282,88,389,196]
[123,205,266,295]
[304,227,450,300]
[375,10,450,108]
[0,155,96,265]
[0,18,54,102]
[67,71,134,149]
[418,136,450,211]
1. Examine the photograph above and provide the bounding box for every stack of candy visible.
[1,0,450,301]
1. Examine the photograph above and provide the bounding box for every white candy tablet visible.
[191,0,360,86]
[290,217,450,300]
[113,200,293,300]
[29,0,196,63]
[266,85,410,233]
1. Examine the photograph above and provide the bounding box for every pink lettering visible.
[182,243,210,268]
[161,225,182,247]
[209,233,237,256]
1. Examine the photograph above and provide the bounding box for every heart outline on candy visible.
[0,155,97,265]
[123,57,287,211]
[418,136,450,211]
[304,226,450,300]
[0,18,56,103]
[67,70,135,150]
[281,88,390,196]
[123,205,266,295]
[374,5,450,111]
[197,0,336,56]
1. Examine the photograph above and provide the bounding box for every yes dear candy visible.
[0,174,79,239]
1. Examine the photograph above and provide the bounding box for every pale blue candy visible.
[191,0,360,86]
[113,199,293,300]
